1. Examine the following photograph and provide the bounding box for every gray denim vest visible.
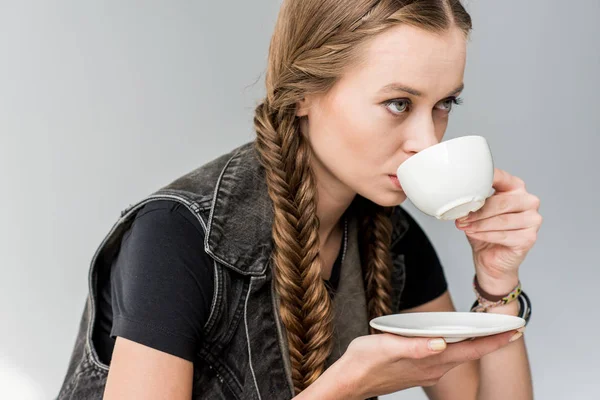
[56,141,411,400]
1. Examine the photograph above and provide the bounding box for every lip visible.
[388,174,404,191]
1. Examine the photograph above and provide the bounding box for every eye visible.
[384,99,411,115]
[435,96,463,112]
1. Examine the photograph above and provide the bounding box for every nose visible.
[401,112,439,155]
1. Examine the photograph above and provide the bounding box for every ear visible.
[295,95,313,117]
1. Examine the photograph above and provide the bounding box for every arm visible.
[104,337,193,399]
[401,289,533,400]
[475,283,533,400]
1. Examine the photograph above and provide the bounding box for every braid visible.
[365,207,394,335]
[254,101,306,393]
[294,132,334,389]
[254,101,334,394]
[354,197,394,335]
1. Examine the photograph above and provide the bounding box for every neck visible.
[311,155,356,247]
[298,118,356,247]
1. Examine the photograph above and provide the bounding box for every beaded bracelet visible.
[470,275,522,312]
[470,289,531,325]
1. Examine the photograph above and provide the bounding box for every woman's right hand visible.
[315,329,521,399]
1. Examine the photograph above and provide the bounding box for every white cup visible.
[396,135,494,220]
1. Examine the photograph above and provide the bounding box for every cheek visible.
[305,99,409,206]
[312,95,393,169]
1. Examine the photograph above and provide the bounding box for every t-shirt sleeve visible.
[109,200,214,362]
[394,209,448,311]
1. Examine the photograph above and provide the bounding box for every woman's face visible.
[298,24,467,207]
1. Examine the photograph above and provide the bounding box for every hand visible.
[455,168,543,292]
[315,330,521,400]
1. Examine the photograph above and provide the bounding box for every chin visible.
[360,191,407,208]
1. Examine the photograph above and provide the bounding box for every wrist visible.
[298,356,363,400]
[476,271,519,296]
[330,355,365,400]
[484,298,520,316]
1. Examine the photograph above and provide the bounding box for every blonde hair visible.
[253,0,472,394]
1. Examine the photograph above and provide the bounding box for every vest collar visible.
[205,142,274,276]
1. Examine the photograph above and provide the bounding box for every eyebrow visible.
[379,82,465,97]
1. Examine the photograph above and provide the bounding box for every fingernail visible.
[458,213,472,222]
[509,331,523,343]
[428,338,447,351]
[517,327,526,334]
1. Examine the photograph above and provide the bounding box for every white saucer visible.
[369,312,525,343]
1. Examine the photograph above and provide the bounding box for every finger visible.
[465,227,538,248]
[438,330,517,364]
[492,168,526,193]
[380,334,447,361]
[458,193,540,224]
[458,210,542,233]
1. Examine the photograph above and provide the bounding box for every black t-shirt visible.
[93,200,447,364]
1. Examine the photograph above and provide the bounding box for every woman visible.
[58,0,542,399]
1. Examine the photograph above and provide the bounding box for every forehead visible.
[344,24,467,96]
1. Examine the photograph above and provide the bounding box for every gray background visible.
[0,0,598,399]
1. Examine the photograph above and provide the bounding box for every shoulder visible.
[153,141,255,200]
[132,199,204,234]
[118,200,211,276]
[118,141,255,222]
[109,198,216,362]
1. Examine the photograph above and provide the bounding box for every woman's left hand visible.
[455,168,543,292]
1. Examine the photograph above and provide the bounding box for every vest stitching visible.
[86,239,112,372]
[59,347,86,396]
[270,273,295,397]
[202,259,220,334]
[245,276,264,400]
[68,373,80,400]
